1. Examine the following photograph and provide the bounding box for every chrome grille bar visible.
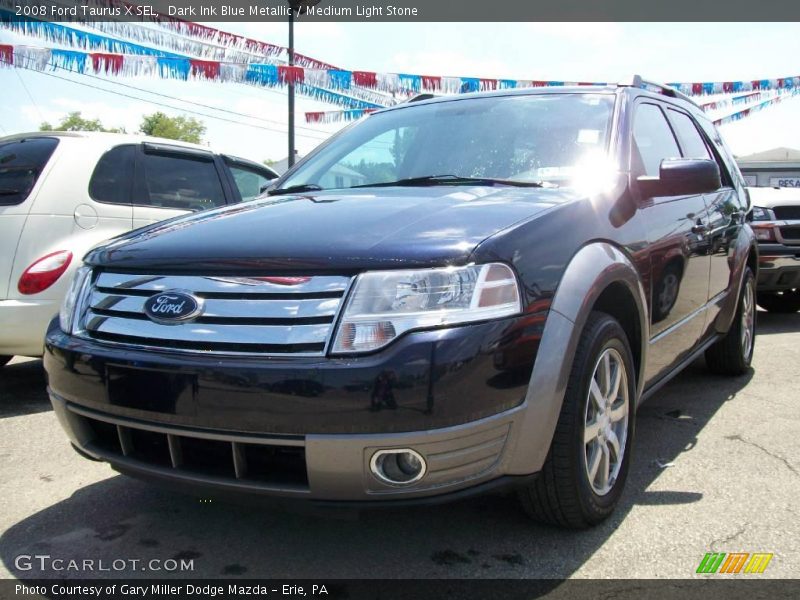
[95,273,350,295]
[88,291,341,320]
[81,271,353,355]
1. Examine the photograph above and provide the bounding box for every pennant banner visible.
[1,44,385,110]
[713,88,800,126]
[8,0,332,69]
[0,8,184,58]
[305,109,378,124]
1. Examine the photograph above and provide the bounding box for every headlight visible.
[59,266,92,334]
[750,206,774,221]
[331,263,521,354]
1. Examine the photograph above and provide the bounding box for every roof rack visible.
[623,75,699,107]
[407,93,438,103]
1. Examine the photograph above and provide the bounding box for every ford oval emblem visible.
[143,290,203,325]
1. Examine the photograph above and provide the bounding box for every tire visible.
[518,311,636,528]
[756,289,800,313]
[705,268,756,376]
[0,356,11,368]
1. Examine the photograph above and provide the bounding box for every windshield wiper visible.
[0,188,22,195]
[268,183,323,196]
[350,175,547,189]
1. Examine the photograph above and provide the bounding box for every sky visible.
[2,22,800,163]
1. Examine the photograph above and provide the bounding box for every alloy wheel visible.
[584,347,630,496]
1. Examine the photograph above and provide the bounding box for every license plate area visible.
[106,365,196,414]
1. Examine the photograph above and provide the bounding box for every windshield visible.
[278,93,615,192]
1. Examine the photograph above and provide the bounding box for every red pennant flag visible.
[190,59,221,80]
[353,71,378,88]
[692,83,703,95]
[422,75,441,90]
[278,65,304,85]
[723,82,733,93]
[0,44,13,66]
[90,53,123,74]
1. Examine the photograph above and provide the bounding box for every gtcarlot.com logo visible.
[14,554,195,573]
[696,552,773,574]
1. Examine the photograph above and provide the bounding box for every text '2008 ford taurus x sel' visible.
[45,81,757,528]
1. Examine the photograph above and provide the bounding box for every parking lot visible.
[1,310,798,580]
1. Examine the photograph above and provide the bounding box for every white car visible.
[0,131,278,365]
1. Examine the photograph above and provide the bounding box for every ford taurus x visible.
[44,81,757,528]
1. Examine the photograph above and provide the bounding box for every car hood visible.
[86,186,577,272]
[747,187,800,209]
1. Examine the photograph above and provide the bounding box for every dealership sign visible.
[770,177,800,188]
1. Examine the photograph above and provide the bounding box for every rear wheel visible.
[519,312,636,528]
[0,356,12,368]
[757,289,800,313]
[705,268,756,376]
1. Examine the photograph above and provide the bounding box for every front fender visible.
[714,224,757,335]
[505,242,648,475]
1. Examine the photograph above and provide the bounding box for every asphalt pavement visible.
[1,310,798,580]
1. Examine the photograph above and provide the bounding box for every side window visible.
[139,152,226,211]
[226,163,274,202]
[89,145,135,205]
[0,137,59,206]
[695,116,737,190]
[631,103,681,177]
[667,110,712,161]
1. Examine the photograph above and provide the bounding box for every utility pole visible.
[288,8,295,168]
[286,1,321,169]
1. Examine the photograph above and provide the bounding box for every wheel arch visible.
[504,242,648,475]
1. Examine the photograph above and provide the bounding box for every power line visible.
[39,59,335,135]
[14,69,46,123]
[2,58,331,141]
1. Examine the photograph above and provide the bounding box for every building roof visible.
[737,147,800,163]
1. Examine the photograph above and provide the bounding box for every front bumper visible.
[756,244,800,291]
[0,298,59,357]
[45,313,545,501]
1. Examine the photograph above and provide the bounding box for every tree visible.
[139,112,206,144]
[39,111,124,133]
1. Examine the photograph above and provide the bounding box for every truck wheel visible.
[0,356,11,368]
[757,289,800,313]
[519,311,636,528]
[705,268,756,376]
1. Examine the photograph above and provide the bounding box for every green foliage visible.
[139,112,206,144]
[39,111,124,133]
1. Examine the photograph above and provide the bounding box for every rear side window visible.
[139,152,226,212]
[227,163,276,202]
[89,145,135,205]
[667,110,712,160]
[632,103,681,177]
[0,137,59,206]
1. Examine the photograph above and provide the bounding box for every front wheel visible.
[705,267,756,376]
[519,311,636,528]
[0,356,12,368]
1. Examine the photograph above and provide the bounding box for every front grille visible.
[779,226,800,242]
[773,205,800,220]
[71,405,309,490]
[80,272,352,355]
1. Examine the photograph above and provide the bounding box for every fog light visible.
[370,449,427,485]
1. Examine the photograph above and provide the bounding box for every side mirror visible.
[637,158,721,198]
